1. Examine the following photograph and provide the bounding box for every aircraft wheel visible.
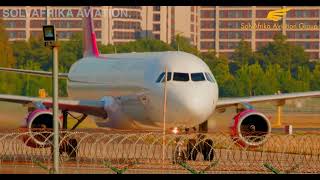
[201,139,215,161]
[66,138,78,160]
[187,139,198,161]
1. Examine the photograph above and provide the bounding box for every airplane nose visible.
[170,85,215,127]
[184,93,213,122]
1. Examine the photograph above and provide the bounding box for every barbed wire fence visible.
[0,129,320,174]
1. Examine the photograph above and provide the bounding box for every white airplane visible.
[0,7,319,160]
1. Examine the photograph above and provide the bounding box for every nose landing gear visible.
[172,120,215,163]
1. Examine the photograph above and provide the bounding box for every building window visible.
[113,21,141,30]
[219,10,252,18]
[200,10,215,18]
[286,20,320,26]
[291,42,319,49]
[200,41,215,49]
[219,21,246,29]
[219,42,242,49]
[8,31,26,39]
[191,24,194,32]
[201,31,215,39]
[4,20,26,28]
[154,34,160,40]
[95,31,102,39]
[153,14,160,21]
[256,10,270,18]
[153,6,161,11]
[30,31,42,38]
[287,10,319,18]
[308,52,319,59]
[115,11,141,19]
[219,31,251,39]
[113,31,138,39]
[153,24,160,31]
[287,31,319,39]
[201,20,215,29]
[51,20,83,28]
[57,31,77,39]
[256,31,281,39]
[30,20,47,28]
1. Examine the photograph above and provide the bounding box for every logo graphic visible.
[267,8,291,21]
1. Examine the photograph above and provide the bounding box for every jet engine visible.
[230,109,271,147]
[20,109,61,148]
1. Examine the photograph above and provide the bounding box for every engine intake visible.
[21,109,61,148]
[230,109,271,147]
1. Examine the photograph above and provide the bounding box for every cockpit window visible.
[156,72,172,83]
[156,72,165,83]
[162,72,172,82]
[173,72,189,81]
[205,72,216,83]
[191,73,206,81]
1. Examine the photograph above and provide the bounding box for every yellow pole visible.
[276,106,282,127]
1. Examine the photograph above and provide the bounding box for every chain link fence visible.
[0,129,319,174]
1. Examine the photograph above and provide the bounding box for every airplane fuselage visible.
[67,51,219,130]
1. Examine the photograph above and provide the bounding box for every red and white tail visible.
[82,6,99,57]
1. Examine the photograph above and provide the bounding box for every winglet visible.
[83,6,100,57]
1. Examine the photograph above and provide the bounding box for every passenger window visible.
[161,72,172,82]
[173,72,189,81]
[191,73,206,81]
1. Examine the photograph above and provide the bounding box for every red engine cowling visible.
[230,109,271,147]
[20,109,62,148]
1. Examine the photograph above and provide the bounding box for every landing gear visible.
[172,137,187,164]
[59,138,78,160]
[186,135,215,161]
[186,120,215,161]
[51,110,87,160]
[172,121,215,163]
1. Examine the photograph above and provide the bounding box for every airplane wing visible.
[0,94,107,118]
[216,91,320,110]
[0,67,68,79]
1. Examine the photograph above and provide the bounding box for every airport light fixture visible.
[43,25,60,174]
[43,25,56,46]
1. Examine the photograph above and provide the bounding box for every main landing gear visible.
[51,110,87,160]
[173,120,215,163]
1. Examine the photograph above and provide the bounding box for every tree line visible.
[0,19,319,97]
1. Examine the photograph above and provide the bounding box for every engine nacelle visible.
[20,109,61,148]
[230,109,271,147]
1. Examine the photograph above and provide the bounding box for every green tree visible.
[59,32,83,72]
[258,34,309,72]
[171,35,199,56]
[231,39,254,66]
[0,19,16,67]
[264,64,281,94]
[296,66,311,91]
[311,64,320,90]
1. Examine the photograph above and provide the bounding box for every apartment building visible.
[197,6,320,59]
[1,6,320,60]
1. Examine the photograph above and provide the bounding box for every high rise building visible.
[1,6,320,60]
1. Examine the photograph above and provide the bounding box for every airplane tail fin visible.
[82,6,99,57]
